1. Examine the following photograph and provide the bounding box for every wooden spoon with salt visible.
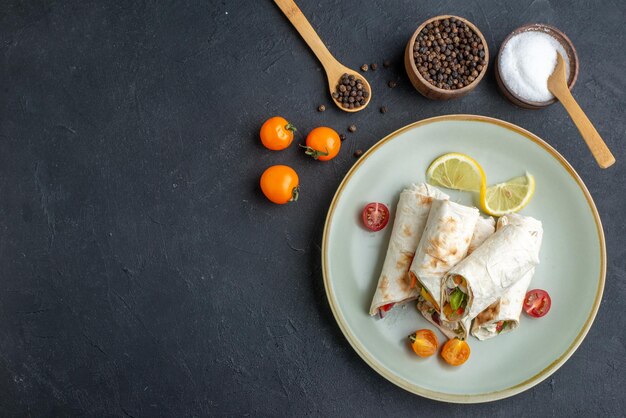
[548,53,615,168]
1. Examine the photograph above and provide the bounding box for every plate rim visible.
[321,114,606,403]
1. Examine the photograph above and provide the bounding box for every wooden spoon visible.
[548,53,615,168]
[274,0,371,112]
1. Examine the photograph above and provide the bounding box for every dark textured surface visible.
[0,0,625,416]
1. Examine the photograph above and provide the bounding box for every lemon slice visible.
[481,173,535,216]
[426,153,486,193]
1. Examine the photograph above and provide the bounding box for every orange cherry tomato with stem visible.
[409,329,439,358]
[301,127,341,161]
[441,338,470,366]
[260,117,296,151]
[260,165,299,204]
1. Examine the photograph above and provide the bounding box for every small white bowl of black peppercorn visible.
[404,15,489,100]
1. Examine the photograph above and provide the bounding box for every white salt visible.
[500,30,570,102]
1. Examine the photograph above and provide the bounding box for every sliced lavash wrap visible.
[369,183,449,316]
[467,216,495,255]
[471,214,543,340]
[410,199,480,307]
[440,216,541,323]
[420,216,495,339]
[410,199,479,338]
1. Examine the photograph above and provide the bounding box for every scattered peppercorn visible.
[339,134,346,141]
[354,149,363,158]
[334,73,369,109]
[412,17,487,90]
[360,63,369,72]
[388,80,397,88]
[380,106,388,114]
[318,104,326,112]
[370,63,378,71]
[383,59,391,68]
[348,124,357,133]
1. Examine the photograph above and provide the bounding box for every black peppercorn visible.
[318,105,325,112]
[360,63,368,72]
[412,18,486,90]
[354,149,363,158]
[348,124,357,133]
[334,73,369,109]
[380,106,388,114]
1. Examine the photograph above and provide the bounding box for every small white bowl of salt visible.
[496,24,578,109]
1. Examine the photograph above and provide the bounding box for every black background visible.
[1,0,625,416]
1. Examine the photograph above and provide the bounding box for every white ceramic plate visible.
[322,115,605,403]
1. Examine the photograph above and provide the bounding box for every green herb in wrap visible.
[450,288,466,311]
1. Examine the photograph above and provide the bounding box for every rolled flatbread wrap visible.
[418,211,489,339]
[440,220,541,322]
[409,199,479,311]
[369,183,448,316]
[471,214,543,340]
[467,216,495,255]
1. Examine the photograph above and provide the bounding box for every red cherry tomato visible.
[523,289,551,318]
[362,202,390,231]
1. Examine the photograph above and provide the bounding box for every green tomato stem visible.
[299,144,329,160]
[290,186,299,202]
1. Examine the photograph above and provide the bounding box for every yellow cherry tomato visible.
[260,117,296,151]
[301,127,340,161]
[409,329,439,358]
[441,338,470,366]
[260,165,299,205]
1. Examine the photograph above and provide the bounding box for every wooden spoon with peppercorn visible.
[547,53,615,168]
[274,0,371,112]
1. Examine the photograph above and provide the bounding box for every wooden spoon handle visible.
[273,0,338,72]
[551,86,616,168]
